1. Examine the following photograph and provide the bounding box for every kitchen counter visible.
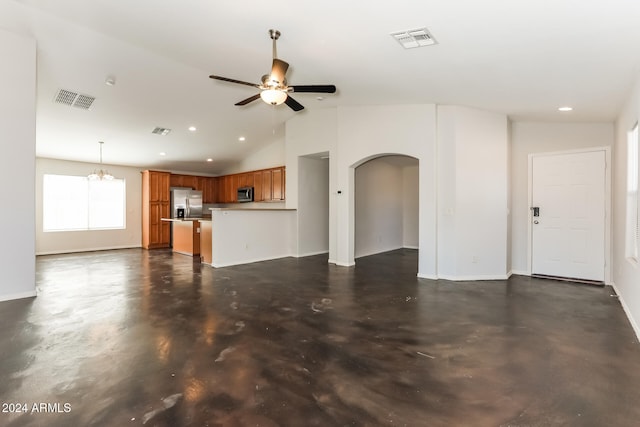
[161,216,210,222]
[161,218,202,256]
[208,208,296,212]
[206,208,296,268]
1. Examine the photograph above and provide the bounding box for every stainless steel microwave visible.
[237,186,254,203]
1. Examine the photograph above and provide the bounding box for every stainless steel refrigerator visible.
[170,188,203,219]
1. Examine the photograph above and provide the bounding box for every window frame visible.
[43,174,126,233]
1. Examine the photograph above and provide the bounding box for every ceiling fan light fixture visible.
[260,89,287,105]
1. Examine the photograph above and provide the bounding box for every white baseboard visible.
[610,282,640,342]
[511,270,530,276]
[0,290,37,302]
[417,272,438,280]
[335,261,355,267]
[355,246,404,259]
[437,274,511,281]
[328,259,336,265]
[295,250,329,258]
[36,245,142,256]
[403,245,419,250]
[211,253,294,268]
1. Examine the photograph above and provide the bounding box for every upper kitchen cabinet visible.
[201,177,216,203]
[142,170,171,249]
[148,170,170,202]
[258,166,285,202]
[211,166,285,203]
[170,174,199,189]
[271,167,285,201]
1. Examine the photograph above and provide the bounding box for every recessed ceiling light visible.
[238,136,246,142]
[206,158,213,162]
[558,106,573,112]
[188,126,197,132]
[159,152,166,156]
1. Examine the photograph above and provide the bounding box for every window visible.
[43,174,125,232]
[626,123,639,262]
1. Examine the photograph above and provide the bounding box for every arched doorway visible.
[354,155,419,270]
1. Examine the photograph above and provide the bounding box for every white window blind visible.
[626,123,639,262]
[43,174,125,232]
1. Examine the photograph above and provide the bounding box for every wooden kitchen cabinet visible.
[256,166,285,201]
[210,166,285,203]
[170,174,198,189]
[253,171,264,202]
[271,167,284,200]
[261,169,273,201]
[201,177,216,203]
[182,175,198,189]
[142,170,171,249]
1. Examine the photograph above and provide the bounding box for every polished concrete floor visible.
[1,249,640,426]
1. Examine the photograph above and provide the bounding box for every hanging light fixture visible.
[260,88,288,106]
[88,141,114,181]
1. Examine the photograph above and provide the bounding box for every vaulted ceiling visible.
[2,0,640,174]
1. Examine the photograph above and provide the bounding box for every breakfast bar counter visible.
[161,218,204,257]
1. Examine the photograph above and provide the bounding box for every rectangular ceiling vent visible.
[152,127,172,136]
[391,28,437,49]
[53,89,96,110]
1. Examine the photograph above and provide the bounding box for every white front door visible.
[531,150,606,282]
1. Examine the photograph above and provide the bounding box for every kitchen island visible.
[161,218,203,257]
[205,208,296,268]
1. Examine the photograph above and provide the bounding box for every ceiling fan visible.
[209,29,336,112]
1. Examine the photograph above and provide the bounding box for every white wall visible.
[613,73,640,337]
[437,106,509,280]
[0,29,36,302]
[224,138,285,175]
[35,158,143,254]
[297,156,329,257]
[355,158,404,258]
[286,104,514,280]
[510,122,614,274]
[210,209,296,267]
[286,108,339,261]
[403,165,419,248]
[336,105,437,277]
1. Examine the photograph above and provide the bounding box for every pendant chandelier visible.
[88,141,114,181]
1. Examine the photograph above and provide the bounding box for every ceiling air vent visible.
[53,89,96,110]
[152,127,172,136]
[390,28,437,49]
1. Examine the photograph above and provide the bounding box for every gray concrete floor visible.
[1,248,639,426]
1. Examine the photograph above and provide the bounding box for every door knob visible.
[534,220,539,224]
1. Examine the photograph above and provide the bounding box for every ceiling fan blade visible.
[290,85,336,93]
[270,59,289,85]
[235,94,262,106]
[285,95,304,112]
[209,75,260,88]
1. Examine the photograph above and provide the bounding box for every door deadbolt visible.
[531,207,540,217]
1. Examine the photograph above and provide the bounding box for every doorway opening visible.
[354,155,418,270]
[297,153,330,258]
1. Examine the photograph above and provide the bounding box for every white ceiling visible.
[3,0,640,174]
